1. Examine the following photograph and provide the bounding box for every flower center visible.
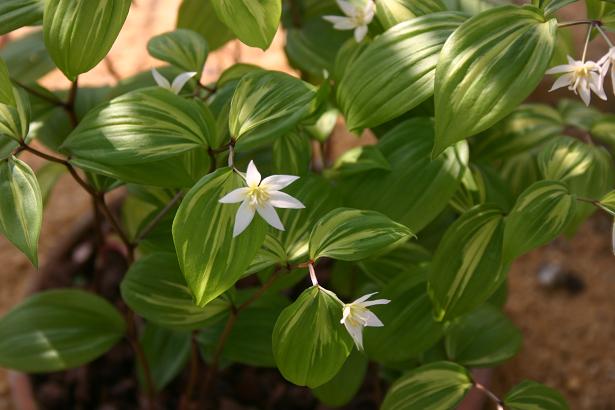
[343,304,368,327]
[575,65,590,78]
[246,185,269,208]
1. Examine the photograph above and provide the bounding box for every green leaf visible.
[326,145,390,179]
[0,58,15,107]
[0,86,30,142]
[148,29,209,73]
[309,208,412,262]
[376,0,447,29]
[538,136,613,233]
[364,274,443,363]
[36,162,65,207]
[433,5,557,157]
[62,88,216,187]
[121,253,230,330]
[173,168,267,307]
[0,289,125,372]
[139,324,191,391]
[504,380,570,410]
[0,156,42,266]
[272,131,311,176]
[337,12,465,131]
[177,0,236,50]
[598,190,615,216]
[338,118,468,233]
[503,181,576,263]
[381,361,473,410]
[358,241,431,286]
[272,286,353,388]
[210,0,281,50]
[538,0,577,16]
[0,0,44,36]
[0,30,55,83]
[444,305,522,367]
[43,0,131,80]
[273,176,342,262]
[230,70,317,150]
[428,204,506,321]
[198,294,288,367]
[312,349,368,407]
[473,104,564,161]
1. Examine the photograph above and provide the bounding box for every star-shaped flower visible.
[341,292,390,350]
[546,56,607,106]
[219,161,305,237]
[323,0,375,43]
[599,47,615,95]
[151,68,197,95]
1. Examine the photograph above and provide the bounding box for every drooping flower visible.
[151,68,197,95]
[323,0,375,43]
[545,56,607,106]
[219,161,304,237]
[598,47,615,95]
[340,292,390,350]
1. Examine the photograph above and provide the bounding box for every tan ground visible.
[1,2,614,410]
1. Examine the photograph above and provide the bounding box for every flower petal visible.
[233,201,255,237]
[341,306,351,324]
[548,73,573,92]
[246,160,261,186]
[545,64,574,75]
[151,68,170,89]
[257,202,284,231]
[362,298,391,307]
[336,0,357,16]
[171,71,197,94]
[578,82,591,106]
[363,310,384,327]
[322,15,355,30]
[344,321,364,350]
[353,292,378,304]
[354,25,368,42]
[219,187,249,203]
[269,191,305,209]
[261,174,300,190]
[589,72,607,100]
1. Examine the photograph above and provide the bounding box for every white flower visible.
[341,292,390,350]
[219,161,305,237]
[323,0,375,42]
[546,56,607,106]
[599,47,615,95]
[151,68,197,95]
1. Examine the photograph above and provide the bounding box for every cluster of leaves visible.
[0,0,614,408]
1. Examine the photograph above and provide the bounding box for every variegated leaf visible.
[428,204,505,321]
[0,289,125,372]
[147,29,209,73]
[272,131,311,176]
[503,180,575,263]
[210,0,281,50]
[0,86,30,142]
[44,0,131,80]
[0,156,42,266]
[272,286,352,388]
[433,5,557,157]
[172,168,267,307]
[176,0,236,51]
[0,0,44,36]
[376,0,446,29]
[504,381,570,410]
[0,58,15,106]
[230,70,317,150]
[309,208,412,262]
[337,12,465,131]
[121,253,230,330]
[381,362,473,410]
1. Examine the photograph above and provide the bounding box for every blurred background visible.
[0,1,614,409]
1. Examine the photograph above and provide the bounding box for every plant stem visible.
[582,24,594,62]
[65,78,79,128]
[179,332,200,410]
[558,19,602,28]
[126,311,156,410]
[474,382,505,410]
[133,190,184,245]
[11,79,64,106]
[201,270,282,398]
[596,24,614,48]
